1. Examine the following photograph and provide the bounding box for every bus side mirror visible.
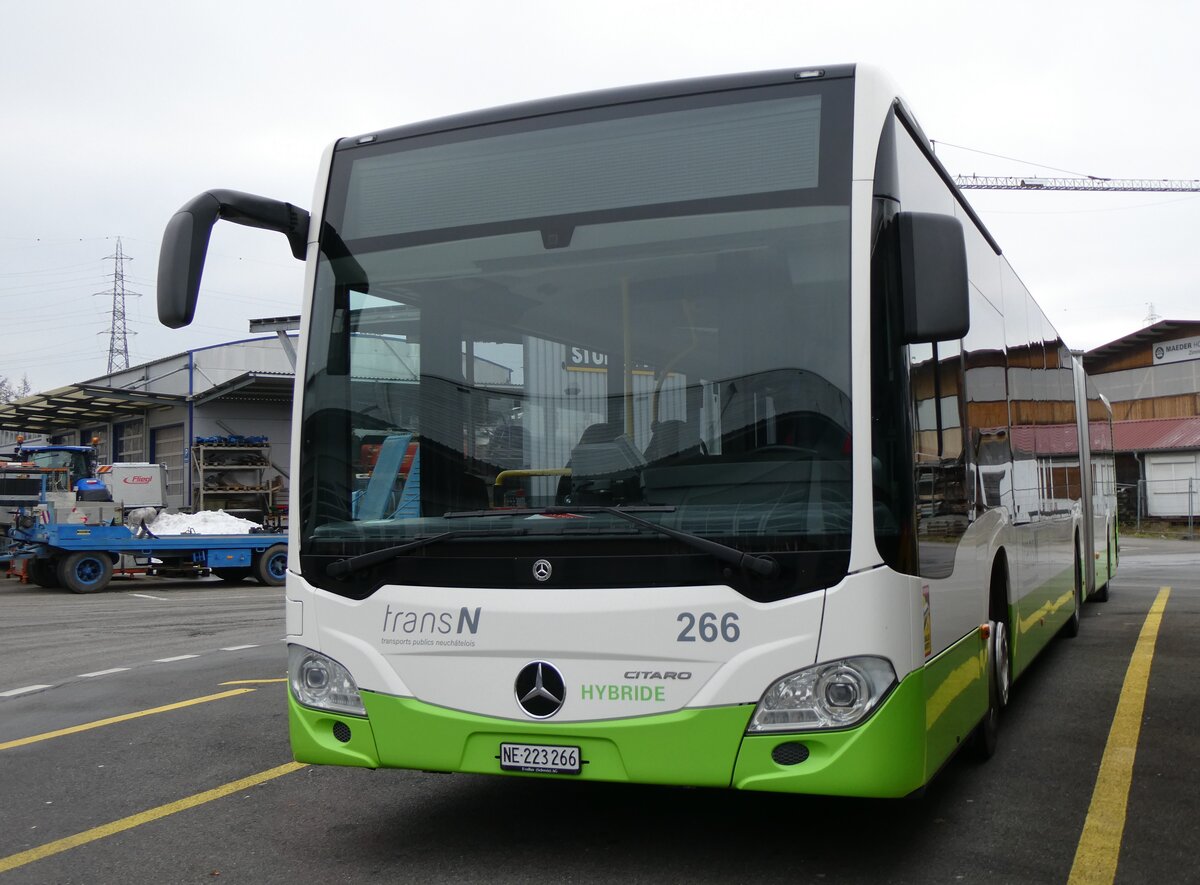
[897,211,970,344]
[158,190,310,328]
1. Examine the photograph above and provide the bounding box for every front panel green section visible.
[360,693,751,787]
[289,697,381,768]
[731,673,927,797]
[288,650,990,798]
[288,688,755,786]
[732,631,987,798]
[921,627,987,778]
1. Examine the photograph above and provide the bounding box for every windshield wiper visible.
[443,505,779,579]
[325,529,527,578]
[594,506,779,579]
[326,532,456,578]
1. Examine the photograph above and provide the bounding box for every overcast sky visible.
[3,1,1198,392]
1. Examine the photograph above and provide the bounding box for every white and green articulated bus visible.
[158,64,1117,797]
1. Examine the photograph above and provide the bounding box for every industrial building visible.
[1084,319,1200,520]
[0,330,297,520]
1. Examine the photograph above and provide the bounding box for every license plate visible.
[499,742,582,775]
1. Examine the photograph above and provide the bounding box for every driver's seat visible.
[643,420,703,464]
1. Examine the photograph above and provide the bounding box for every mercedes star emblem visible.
[515,661,566,718]
[532,559,553,582]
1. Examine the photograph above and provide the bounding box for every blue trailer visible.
[2,450,287,593]
[2,516,287,593]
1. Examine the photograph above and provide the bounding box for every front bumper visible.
[289,667,929,797]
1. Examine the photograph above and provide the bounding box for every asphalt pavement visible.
[0,540,1195,884]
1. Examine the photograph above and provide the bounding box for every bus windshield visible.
[300,81,854,594]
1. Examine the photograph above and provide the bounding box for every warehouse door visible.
[113,419,145,463]
[1145,454,1200,518]
[151,424,186,509]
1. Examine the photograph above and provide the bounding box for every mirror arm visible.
[158,189,310,328]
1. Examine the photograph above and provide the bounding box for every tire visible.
[969,617,1010,761]
[1093,538,1111,603]
[252,544,288,587]
[992,618,1012,708]
[1062,541,1082,638]
[970,559,1012,762]
[213,567,251,583]
[58,551,114,594]
[30,558,61,588]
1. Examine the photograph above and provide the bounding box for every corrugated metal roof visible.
[1113,417,1200,453]
[0,384,185,434]
[1084,319,1200,367]
[189,372,295,406]
[994,420,1195,456]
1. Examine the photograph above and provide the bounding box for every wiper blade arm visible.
[593,507,779,579]
[326,532,458,578]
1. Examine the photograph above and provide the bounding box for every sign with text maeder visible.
[1152,335,1200,365]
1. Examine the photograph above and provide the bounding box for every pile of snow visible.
[148,509,262,535]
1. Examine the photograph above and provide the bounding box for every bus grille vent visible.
[771,742,810,766]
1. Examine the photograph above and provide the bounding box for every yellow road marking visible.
[0,689,254,751]
[0,761,306,874]
[1068,586,1171,885]
[220,678,287,685]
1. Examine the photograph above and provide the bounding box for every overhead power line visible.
[932,140,1097,178]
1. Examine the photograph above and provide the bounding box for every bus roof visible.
[336,64,858,153]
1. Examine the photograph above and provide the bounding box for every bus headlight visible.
[747,656,896,733]
[288,645,366,717]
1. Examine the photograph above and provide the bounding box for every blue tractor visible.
[13,444,111,499]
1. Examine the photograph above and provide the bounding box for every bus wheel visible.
[1063,541,1082,638]
[58,551,114,594]
[213,567,251,583]
[1093,537,1111,603]
[252,544,287,587]
[992,619,1011,707]
[30,558,60,588]
[970,617,1010,761]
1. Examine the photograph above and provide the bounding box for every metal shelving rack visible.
[190,443,273,521]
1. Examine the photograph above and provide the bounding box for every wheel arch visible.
[988,547,1010,624]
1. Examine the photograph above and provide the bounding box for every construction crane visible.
[953,175,1200,192]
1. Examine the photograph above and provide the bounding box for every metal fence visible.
[1125,477,1198,539]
